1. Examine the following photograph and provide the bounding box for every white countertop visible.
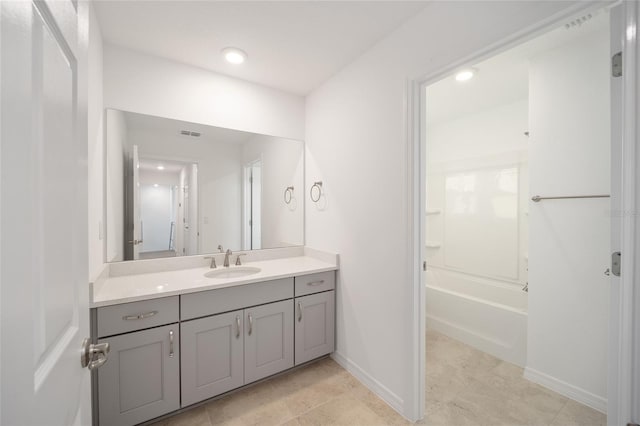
[91,255,338,308]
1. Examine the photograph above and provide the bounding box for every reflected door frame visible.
[243,158,262,250]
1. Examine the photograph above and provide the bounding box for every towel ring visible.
[310,181,323,203]
[284,186,294,204]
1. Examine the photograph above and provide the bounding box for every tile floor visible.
[152,330,606,426]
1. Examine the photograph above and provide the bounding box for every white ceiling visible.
[94,1,429,95]
[426,8,609,126]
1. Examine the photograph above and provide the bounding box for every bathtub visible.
[426,267,528,366]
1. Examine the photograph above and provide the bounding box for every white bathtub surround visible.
[425,267,527,366]
[90,247,338,307]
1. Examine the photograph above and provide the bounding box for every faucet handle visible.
[203,255,218,269]
[235,253,247,266]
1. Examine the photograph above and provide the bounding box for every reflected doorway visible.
[243,158,262,250]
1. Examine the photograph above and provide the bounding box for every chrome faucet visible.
[224,249,233,267]
[217,244,224,253]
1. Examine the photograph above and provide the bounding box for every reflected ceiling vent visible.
[180,130,201,137]
[564,12,597,30]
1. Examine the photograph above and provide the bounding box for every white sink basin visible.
[204,266,261,279]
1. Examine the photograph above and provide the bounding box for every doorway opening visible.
[421,6,614,423]
[128,155,199,260]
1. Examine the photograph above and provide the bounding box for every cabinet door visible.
[244,299,294,383]
[180,310,244,407]
[295,291,335,365]
[98,324,180,426]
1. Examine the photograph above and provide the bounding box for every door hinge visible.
[612,251,621,277]
[423,261,427,271]
[612,51,622,77]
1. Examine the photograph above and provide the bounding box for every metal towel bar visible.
[531,194,610,202]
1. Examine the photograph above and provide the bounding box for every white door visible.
[132,145,141,260]
[1,1,91,425]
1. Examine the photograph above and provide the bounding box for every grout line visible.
[548,399,569,425]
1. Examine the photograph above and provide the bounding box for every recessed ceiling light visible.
[157,165,165,170]
[153,184,159,188]
[455,68,476,82]
[222,47,247,65]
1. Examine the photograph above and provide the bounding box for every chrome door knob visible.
[80,338,110,370]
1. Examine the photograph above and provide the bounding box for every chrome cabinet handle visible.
[248,313,253,336]
[297,302,303,322]
[307,280,325,287]
[169,330,174,358]
[122,311,158,321]
[235,315,241,338]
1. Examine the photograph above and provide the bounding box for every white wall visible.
[105,110,127,262]
[526,28,610,411]
[88,6,104,280]
[242,135,304,249]
[425,99,529,286]
[103,44,305,141]
[304,0,591,418]
[188,164,199,254]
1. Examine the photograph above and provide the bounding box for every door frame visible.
[242,157,263,250]
[406,1,638,422]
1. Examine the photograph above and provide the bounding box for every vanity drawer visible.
[181,278,294,320]
[294,271,335,297]
[97,296,179,338]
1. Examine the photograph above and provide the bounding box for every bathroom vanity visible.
[90,250,338,426]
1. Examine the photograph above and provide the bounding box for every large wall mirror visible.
[105,109,304,262]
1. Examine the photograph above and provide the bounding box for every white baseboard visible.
[523,367,607,414]
[330,351,405,417]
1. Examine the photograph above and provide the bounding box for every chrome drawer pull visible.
[306,280,325,286]
[169,330,174,358]
[122,311,158,321]
[235,316,241,338]
[297,302,303,322]
[248,313,253,336]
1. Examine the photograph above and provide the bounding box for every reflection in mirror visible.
[105,109,304,262]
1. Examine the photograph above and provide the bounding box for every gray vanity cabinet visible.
[294,291,335,365]
[244,299,294,383]
[97,324,180,426]
[180,310,244,407]
[293,271,335,366]
[93,272,335,424]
